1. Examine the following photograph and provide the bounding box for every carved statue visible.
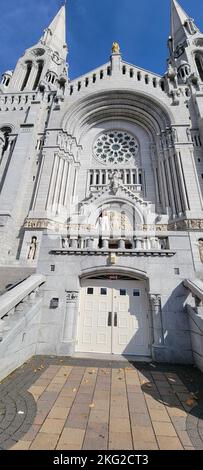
[198,239,203,264]
[112,42,120,54]
[0,131,5,160]
[28,236,37,260]
[99,211,110,233]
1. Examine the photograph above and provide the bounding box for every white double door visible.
[77,279,150,356]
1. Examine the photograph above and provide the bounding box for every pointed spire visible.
[170,0,199,51]
[40,5,67,57]
[171,0,189,39]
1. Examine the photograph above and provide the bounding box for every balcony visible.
[50,236,175,258]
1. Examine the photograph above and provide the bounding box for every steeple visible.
[170,0,199,51]
[5,4,68,93]
[40,5,67,59]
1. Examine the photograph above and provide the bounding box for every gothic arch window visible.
[94,130,139,165]
[21,61,32,91]
[195,54,203,81]
[33,61,44,90]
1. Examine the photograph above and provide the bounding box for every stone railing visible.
[52,235,175,257]
[90,184,142,195]
[0,274,46,339]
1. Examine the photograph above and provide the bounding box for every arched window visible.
[33,61,44,90]
[195,55,203,81]
[21,62,32,91]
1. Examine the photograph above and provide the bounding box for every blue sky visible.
[0,0,202,79]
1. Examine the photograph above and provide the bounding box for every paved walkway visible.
[0,357,203,450]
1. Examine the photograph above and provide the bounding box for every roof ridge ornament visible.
[112,41,120,54]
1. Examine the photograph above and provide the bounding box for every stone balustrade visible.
[90,183,142,194]
[54,235,174,257]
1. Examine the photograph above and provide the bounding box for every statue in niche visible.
[27,236,37,260]
[198,239,203,264]
[172,127,178,143]
[109,171,121,194]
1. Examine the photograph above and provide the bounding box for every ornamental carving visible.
[150,294,161,311]
[168,220,203,231]
[66,291,79,302]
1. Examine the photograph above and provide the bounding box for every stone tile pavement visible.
[0,356,203,450]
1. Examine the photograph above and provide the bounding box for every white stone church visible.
[0,1,203,379]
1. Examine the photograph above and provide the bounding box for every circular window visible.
[94,130,139,164]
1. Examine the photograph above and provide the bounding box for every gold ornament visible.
[112,42,120,54]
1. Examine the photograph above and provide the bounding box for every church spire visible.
[171,0,188,39]
[170,0,199,51]
[40,5,67,58]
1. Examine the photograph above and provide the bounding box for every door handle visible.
[108,312,112,327]
[114,313,118,327]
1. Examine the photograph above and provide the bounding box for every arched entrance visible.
[76,268,151,356]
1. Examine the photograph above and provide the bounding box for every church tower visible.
[0,6,68,93]
[0,6,68,262]
[168,0,203,83]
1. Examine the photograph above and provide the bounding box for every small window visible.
[50,298,59,309]
[133,289,140,297]
[90,173,93,185]
[120,289,126,296]
[51,265,55,272]
[100,288,107,296]
[87,287,94,295]
[174,268,180,275]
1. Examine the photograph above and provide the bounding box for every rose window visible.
[94,131,139,164]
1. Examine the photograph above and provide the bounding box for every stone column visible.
[150,294,165,361]
[119,239,125,250]
[61,291,79,355]
[86,238,94,249]
[136,238,143,250]
[102,238,109,249]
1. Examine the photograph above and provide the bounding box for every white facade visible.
[0,1,203,363]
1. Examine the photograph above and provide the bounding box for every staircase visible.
[184,279,203,373]
[0,274,46,381]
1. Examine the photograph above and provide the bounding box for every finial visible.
[112,41,120,54]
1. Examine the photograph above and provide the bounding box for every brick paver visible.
[0,356,203,450]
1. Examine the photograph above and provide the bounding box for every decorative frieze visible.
[168,219,203,231]
[24,218,203,233]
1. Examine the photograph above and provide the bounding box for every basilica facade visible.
[0,1,203,364]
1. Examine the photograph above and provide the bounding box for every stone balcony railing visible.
[90,184,142,195]
[51,235,175,257]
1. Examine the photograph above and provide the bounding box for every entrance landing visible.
[0,356,203,450]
